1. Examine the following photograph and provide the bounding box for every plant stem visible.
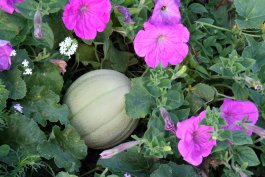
[217,93,235,99]
[196,21,262,38]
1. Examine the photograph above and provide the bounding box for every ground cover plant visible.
[0,0,265,176]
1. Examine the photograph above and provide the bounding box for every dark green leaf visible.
[21,86,69,126]
[38,125,87,173]
[0,145,10,157]
[232,82,249,100]
[231,131,253,145]
[189,3,208,14]
[0,80,9,111]
[0,67,26,100]
[125,77,155,119]
[234,0,265,29]
[234,146,260,167]
[192,83,216,102]
[98,148,155,177]
[150,162,199,177]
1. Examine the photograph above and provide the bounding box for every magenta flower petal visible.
[134,22,190,68]
[150,0,181,25]
[62,0,112,40]
[176,111,216,166]
[0,0,24,14]
[0,39,13,71]
[221,98,259,135]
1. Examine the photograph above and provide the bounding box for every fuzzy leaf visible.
[37,125,87,173]
[234,146,260,167]
[0,67,26,100]
[150,162,199,177]
[21,86,69,126]
[234,0,265,29]
[125,77,155,119]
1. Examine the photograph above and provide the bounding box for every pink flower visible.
[0,40,13,71]
[221,99,259,135]
[0,0,24,14]
[62,0,112,40]
[134,22,189,68]
[150,0,181,25]
[176,111,216,166]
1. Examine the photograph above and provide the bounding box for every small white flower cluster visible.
[10,50,16,57]
[13,103,23,113]
[59,37,78,58]
[22,59,32,75]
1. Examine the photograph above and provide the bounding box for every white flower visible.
[23,68,32,75]
[10,50,16,57]
[14,103,23,113]
[59,37,78,58]
[22,59,29,67]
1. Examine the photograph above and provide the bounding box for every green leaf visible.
[232,83,249,100]
[56,172,78,177]
[15,0,38,19]
[192,83,216,102]
[76,44,99,68]
[0,67,26,100]
[94,21,113,44]
[125,77,155,119]
[103,40,132,72]
[189,3,208,14]
[0,113,46,153]
[24,23,55,49]
[231,131,253,145]
[242,40,265,72]
[21,86,69,126]
[0,145,10,157]
[234,146,260,167]
[25,62,64,95]
[98,148,155,177]
[261,153,265,166]
[37,125,87,173]
[150,162,199,177]
[165,89,184,110]
[0,80,9,111]
[234,0,265,29]
[185,92,204,114]
[0,12,26,41]
[42,0,68,13]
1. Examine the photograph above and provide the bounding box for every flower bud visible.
[50,59,67,74]
[116,6,134,24]
[100,141,139,159]
[0,40,13,71]
[160,107,176,133]
[34,9,43,39]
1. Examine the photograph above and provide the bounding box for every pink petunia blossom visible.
[0,39,13,71]
[62,0,112,40]
[150,0,181,25]
[0,0,24,14]
[221,98,259,135]
[176,111,216,166]
[134,22,189,68]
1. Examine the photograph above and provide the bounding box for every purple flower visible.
[150,0,181,25]
[242,123,265,139]
[117,6,134,24]
[0,40,13,71]
[34,9,43,39]
[133,22,189,68]
[221,99,259,135]
[62,0,112,40]
[176,111,216,166]
[160,107,176,133]
[0,0,24,14]
[124,173,131,177]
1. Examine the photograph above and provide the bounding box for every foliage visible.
[1,0,265,176]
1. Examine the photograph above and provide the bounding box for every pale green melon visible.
[64,69,137,149]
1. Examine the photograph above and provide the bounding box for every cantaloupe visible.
[64,69,137,149]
